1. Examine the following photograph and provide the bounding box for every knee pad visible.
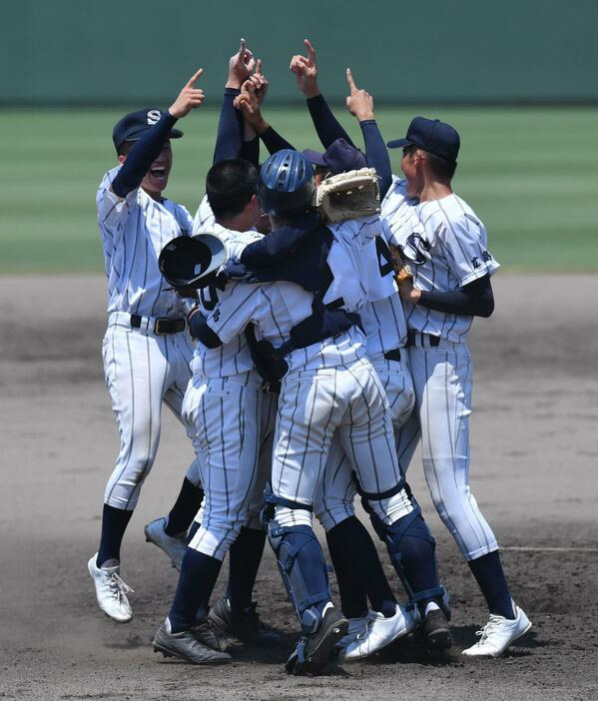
[268,520,330,634]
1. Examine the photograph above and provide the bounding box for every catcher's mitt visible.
[314,167,380,223]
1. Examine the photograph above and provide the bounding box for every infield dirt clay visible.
[0,274,596,701]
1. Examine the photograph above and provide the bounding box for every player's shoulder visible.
[97,165,121,194]
[383,176,408,202]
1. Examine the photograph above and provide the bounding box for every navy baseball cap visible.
[303,138,367,174]
[387,117,460,163]
[112,107,183,151]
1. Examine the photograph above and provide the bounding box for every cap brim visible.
[386,138,413,149]
[302,149,328,167]
[169,128,183,140]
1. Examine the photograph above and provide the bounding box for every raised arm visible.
[290,39,355,149]
[111,69,204,198]
[345,68,392,198]
[213,39,257,165]
[234,80,296,154]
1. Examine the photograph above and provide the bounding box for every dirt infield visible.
[1,274,597,701]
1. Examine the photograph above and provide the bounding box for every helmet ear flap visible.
[259,150,315,216]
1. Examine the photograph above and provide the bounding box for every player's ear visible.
[118,154,126,165]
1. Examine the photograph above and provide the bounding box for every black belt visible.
[407,331,440,347]
[383,348,402,362]
[130,314,186,335]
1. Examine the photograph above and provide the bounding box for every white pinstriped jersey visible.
[96,166,193,318]
[206,279,366,373]
[381,177,500,343]
[191,217,263,379]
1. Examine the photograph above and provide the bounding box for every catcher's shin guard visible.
[267,518,331,634]
[368,504,449,617]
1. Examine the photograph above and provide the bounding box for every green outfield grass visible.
[1,106,597,273]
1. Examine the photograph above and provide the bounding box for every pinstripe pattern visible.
[97,168,200,512]
[381,176,500,344]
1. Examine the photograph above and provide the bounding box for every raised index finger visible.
[186,68,204,87]
[304,38,316,60]
[346,67,357,93]
[239,37,246,56]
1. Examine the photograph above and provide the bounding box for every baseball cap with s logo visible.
[112,107,184,151]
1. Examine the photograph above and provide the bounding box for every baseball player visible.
[197,150,451,673]
[88,70,206,623]
[381,116,531,657]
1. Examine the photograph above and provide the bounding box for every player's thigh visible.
[372,357,416,430]
[195,378,261,520]
[271,369,344,506]
[163,333,194,421]
[314,433,356,532]
[103,327,167,453]
[337,358,402,494]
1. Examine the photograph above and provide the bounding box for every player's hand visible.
[226,38,256,89]
[234,82,269,134]
[345,68,374,122]
[246,59,269,106]
[169,69,205,119]
[397,276,421,303]
[290,39,320,99]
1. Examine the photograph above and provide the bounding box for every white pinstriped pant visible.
[272,356,412,529]
[395,340,499,561]
[315,355,416,531]
[184,372,272,560]
[102,323,201,510]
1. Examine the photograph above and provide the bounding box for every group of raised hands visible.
[168,38,377,127]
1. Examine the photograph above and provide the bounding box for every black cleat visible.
[152,619,232,665]
[420,609,453,651]
[285,607,349,676]
[208,597,280,647]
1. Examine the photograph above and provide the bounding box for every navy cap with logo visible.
[303,138,367,175]
[112,108,184,151]
[387,116,460,163]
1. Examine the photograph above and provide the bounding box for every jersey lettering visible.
[399,232,431,266]
[375,236,394,277]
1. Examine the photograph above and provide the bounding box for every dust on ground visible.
[0,274,597,701]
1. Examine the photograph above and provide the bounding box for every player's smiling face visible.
[140,141,173,199]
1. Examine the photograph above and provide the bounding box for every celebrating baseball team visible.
[89,38,532,675]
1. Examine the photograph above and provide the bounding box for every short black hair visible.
[206,159,259,221]
[425,151,457,181]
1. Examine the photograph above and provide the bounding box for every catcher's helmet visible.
[158,233,226,289]
[258,149,315,216]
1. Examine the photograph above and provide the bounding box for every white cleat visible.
[339,603,417,661]
[88,554,134,623]
[144,516,187,571]
[462,604,532,658]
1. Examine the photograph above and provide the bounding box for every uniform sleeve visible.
[96,168,140,251]
[332,216,380,249]
[206,281,262,344]
[438,212,500,286]
[192,195,216,236]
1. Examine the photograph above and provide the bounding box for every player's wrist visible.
[303,85,321,99]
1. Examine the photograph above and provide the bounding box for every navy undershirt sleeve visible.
[213,88,244,165]
[111,112,178,198]
[360,119,392,199]
[188,311,223,348]
[240,135,260,166]
[306,94,355,149]
[418,275,494,318]
[260,126,295,154]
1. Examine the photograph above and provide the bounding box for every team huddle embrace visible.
[89,39,531,675]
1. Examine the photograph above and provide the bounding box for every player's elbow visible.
[476,295,494,318]
[188,312,223,348]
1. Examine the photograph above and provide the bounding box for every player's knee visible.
[314,502,355,533]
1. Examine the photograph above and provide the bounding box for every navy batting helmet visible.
[258,150,315,216]
[158,234,226,290]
